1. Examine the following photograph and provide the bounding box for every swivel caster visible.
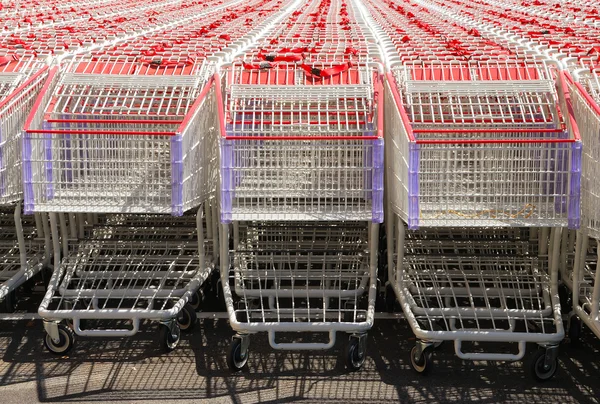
[227,335,249,372]
[43,322,75,355]
[530,346,559,382]
[158,320,181,353]
[409,341,434,375]
[188,288,204,311]
[346,334,367,372]
[177,303,197,333]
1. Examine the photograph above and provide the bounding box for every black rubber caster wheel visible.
[188,289,203,311]
[410,345,433,375]
[158,323,181,353]
[346,336,367,371]
[177,303,197,333]
[44,323,75,355]
[227,337,248,372]
[531,349,558,382]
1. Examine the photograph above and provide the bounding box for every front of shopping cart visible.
[216,57,385,371]
[383,59,581,381]
[22,55,219,354]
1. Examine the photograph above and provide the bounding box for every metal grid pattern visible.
[568,74,600,239]
[395,61,559,131]
[220,62,383,222]
[383,66,581,229]
[223,222,376,328]
[23,57,218,215]
[0,56,49,205]
[385,221,564,363]
[39,209,217,332]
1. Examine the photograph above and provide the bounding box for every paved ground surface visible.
[0,310,599,404]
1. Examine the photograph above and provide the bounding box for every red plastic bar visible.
[176,75,215,133]
[375,71,384,139]
[224,135,380,140]
[413,128,565,134]
[558,70,582,142]
[231,120,367,125]
[215,72,228,140]
[46,119,183,124]
[0,65,48,111]
[567,71,600,116]
[385,71,416,142]
[417,139,577,144]
[23,66,58,130]
[26,129,176,135]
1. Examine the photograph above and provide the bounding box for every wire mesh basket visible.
[218,61,384,222]
[23,56,217,215]
[386,61,581,228]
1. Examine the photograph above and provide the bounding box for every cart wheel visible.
[158,323,181,353]
[346,336,367,372]
[409,345,432,375]
[44,324,75,355]
[188,289,204,311]
[0,291,16,313]
[568,316,582,347]
[177,304,197,333]
[227,337,248,372]
[531,349,558,382]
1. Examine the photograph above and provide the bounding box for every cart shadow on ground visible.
[0,318,599,403]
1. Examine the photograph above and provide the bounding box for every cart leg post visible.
[44,320,60,343]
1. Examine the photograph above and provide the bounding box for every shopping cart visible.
[38,209,216,354]
[561,69,600,343]
[23,55,211,215]
[219,61,384,222]
[24,56,220,353]
[383,60,581,380]
[0,55,52,313]
[388,60,580,229]
[217,57,384,371]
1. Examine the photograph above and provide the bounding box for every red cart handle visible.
[139,56,195,67]
[299,62,352,79]
[0,55,18,66]
[257,51,303,63]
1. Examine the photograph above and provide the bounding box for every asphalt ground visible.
[0,309,599,404]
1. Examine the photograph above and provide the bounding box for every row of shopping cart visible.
[0,0,599,382]
[0,0,295,355]
[402,0,600,377]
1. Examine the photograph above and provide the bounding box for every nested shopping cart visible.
[217,59,383,371]
[384,60,581,380]
[23,55,220,353]
[0,55,52,314]
[561,68,600,344]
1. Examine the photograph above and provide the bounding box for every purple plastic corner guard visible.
[372,138,384,223]
[220,138,233,223]
[568,140,582,229]
[23,132,34,214]
[407,141,420,230]
[170,134,184,216]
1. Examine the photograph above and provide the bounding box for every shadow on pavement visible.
[0,318,599,403]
